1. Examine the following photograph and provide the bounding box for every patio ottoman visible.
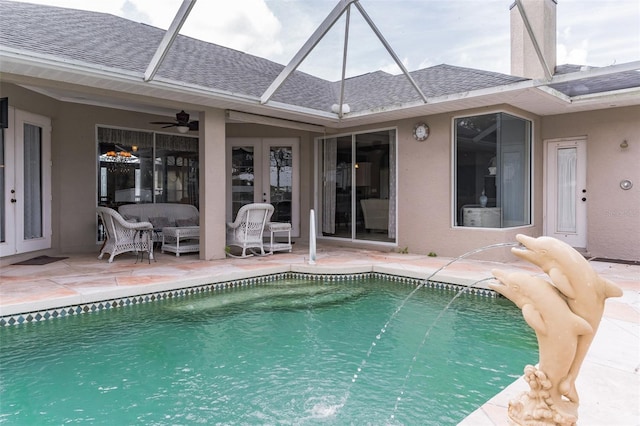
[161,226,200,257]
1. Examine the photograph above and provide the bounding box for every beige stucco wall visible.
[389,107,543,260]
[0,82,231,257]
[541,106,640,261]
[2,81,636,262]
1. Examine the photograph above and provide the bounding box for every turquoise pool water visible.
[0,277,536,424]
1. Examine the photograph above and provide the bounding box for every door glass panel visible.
[269,146,292,223]
[355,132,393,242]
[231,146,255,219]
[320,131,395,243]
[322,136,352,237]
[23,123,43,240]
[556,147,577,233]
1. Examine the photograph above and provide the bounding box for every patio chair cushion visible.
[176,217,198,227]
[149,216,172,229]
[119,203,199,242]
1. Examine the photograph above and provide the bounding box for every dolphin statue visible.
[510,234,623,402]
[490,269,592,417]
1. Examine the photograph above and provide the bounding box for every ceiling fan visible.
[151,110,199,133]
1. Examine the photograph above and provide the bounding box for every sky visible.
[10,0,640,81]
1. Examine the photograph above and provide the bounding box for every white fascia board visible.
[535,85,572,103]
[569,86,640,104]
[143,76,259,103]
[547,61,640,85]
[0,46,143,81]
[0,48,259,105]
[327,80,538,121]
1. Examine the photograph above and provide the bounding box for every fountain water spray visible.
[341,241,520,416]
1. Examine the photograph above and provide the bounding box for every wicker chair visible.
[97,206,154,263]
[226,203,274,257]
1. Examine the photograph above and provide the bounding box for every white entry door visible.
[544,137,587,248]
[227,138,299,236]
[0,108,52,257]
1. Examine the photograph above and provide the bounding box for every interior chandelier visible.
[105,150,134,174]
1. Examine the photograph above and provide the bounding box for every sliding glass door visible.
[319,129,396,243]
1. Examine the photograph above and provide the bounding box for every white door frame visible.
[543,137,587,248]
[0,108,52,257]
[226,137,300,237]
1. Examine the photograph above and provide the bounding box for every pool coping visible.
[0,266,498,326]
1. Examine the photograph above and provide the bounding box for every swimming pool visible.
[0,275,536,424]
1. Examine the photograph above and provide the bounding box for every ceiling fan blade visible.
[189,121,199,131]
[150,121,177,125]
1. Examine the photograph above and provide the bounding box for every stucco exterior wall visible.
[541,106,640,261]
[3,81,636,262]
[390,107,543,260]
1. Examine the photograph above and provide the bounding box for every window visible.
[455,113,531,228]
[318,129,396,243]
[97,127,199,209]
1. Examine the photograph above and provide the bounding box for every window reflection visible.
[455,113,531,228]
[97,128,198,210]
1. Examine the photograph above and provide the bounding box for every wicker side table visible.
[265,222,292,254]
[161,226,200,257]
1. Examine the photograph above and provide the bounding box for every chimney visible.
[510,0,557,79]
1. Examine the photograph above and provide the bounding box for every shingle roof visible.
[2,0,637,115]
[552,64,640,96]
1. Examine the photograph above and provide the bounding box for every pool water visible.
[0,277,537,425]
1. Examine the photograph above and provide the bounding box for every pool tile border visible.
[0,272,497,326]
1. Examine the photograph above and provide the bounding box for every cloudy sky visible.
[11,0,640,81]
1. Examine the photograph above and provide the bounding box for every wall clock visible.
[413,122,430,141]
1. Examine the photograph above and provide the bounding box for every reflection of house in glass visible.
[98,130,198,208]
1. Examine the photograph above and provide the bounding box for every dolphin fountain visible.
[490,234,623,425]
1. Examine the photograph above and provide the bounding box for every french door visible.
[227,138,299,236]
[544,137,587,248]
[0,108,52,257]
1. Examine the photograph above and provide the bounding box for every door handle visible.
[10,189,16,203]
